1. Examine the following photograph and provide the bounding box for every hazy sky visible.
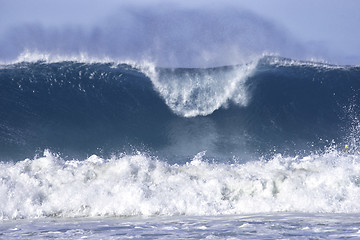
[0,0,359,66]
[239,0,360,64]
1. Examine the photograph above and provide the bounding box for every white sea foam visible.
[144,61,259,117]
[1,150,360,220]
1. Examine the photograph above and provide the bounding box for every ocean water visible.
[2,213,360,239]
[1,54,360,239]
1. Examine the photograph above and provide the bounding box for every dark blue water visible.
[1,57,359,162]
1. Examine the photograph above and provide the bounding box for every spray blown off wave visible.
[1,149,360,220]
[0,3,306,68]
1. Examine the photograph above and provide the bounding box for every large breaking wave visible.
[1,55,360,220]
[1,55,359,161]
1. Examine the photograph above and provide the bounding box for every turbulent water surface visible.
[1,55,360,238]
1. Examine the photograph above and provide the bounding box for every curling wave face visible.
[1,55,359,161]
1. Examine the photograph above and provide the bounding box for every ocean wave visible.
[1,149,360,220]
[0,54,359,160]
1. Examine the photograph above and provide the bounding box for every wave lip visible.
[1,150,360,220]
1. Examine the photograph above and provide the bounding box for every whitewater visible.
[2,149,360,219]
[1,53,360,239]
